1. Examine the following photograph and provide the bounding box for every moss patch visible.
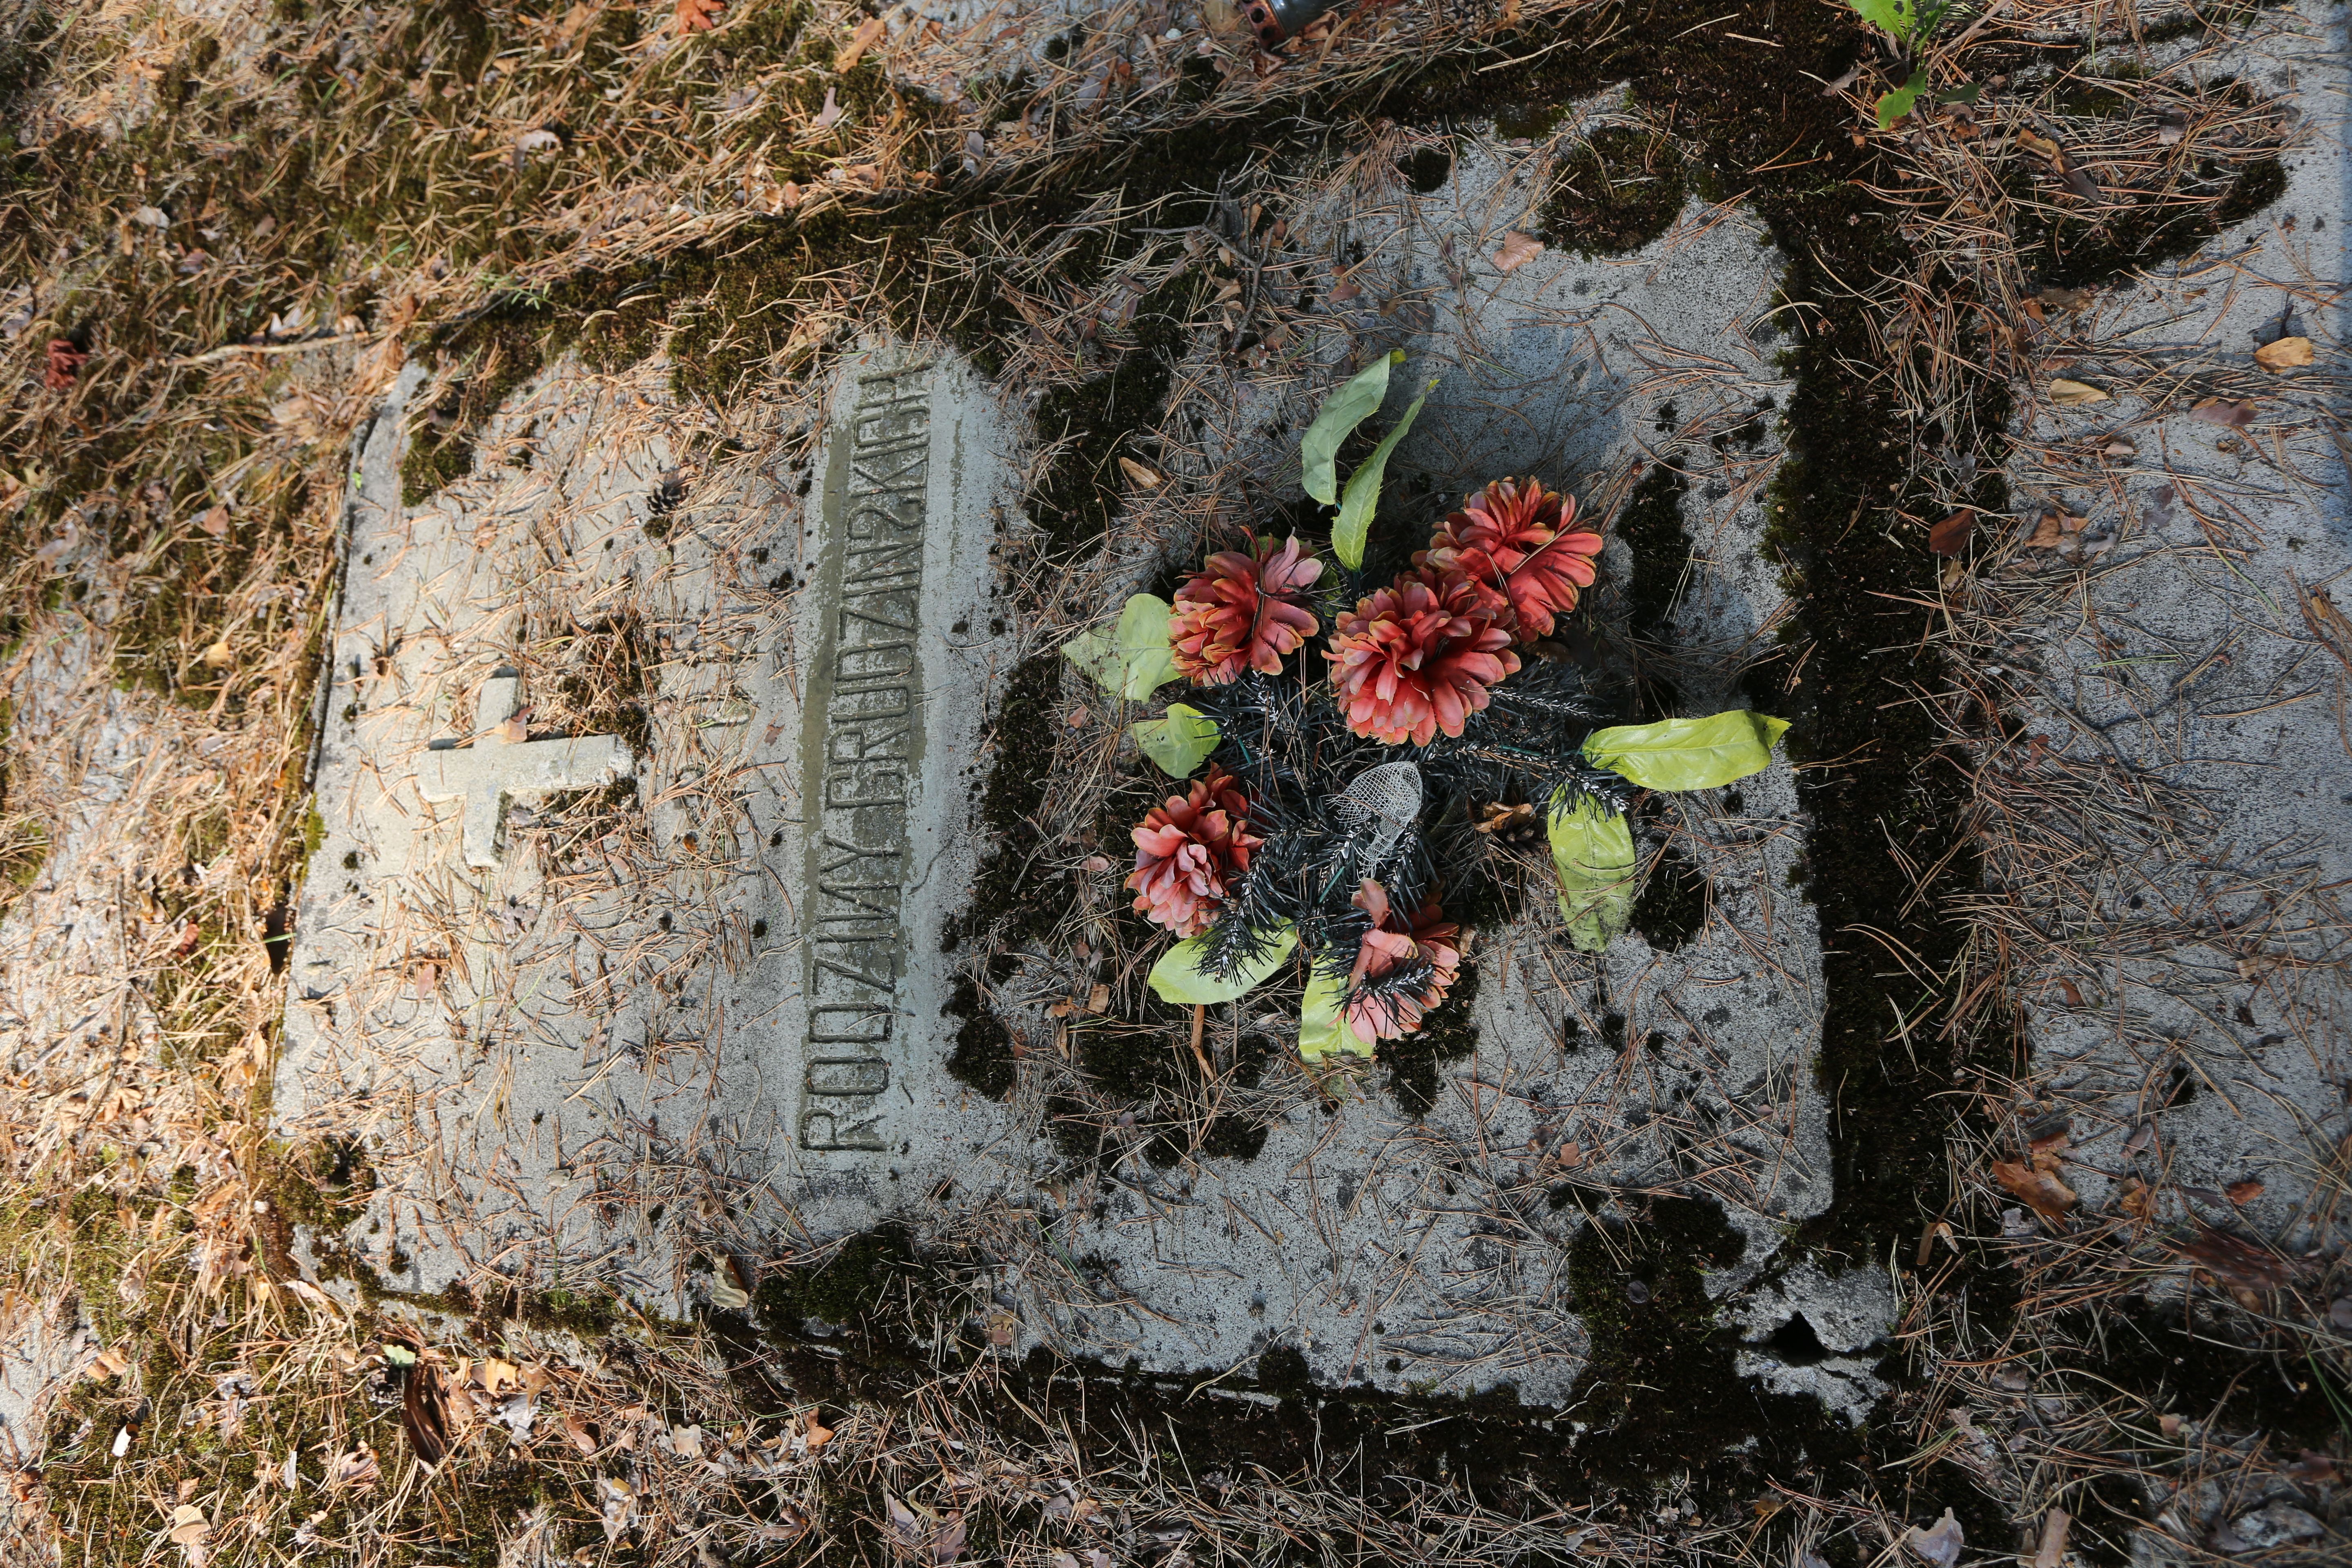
[1538,125,1688,257]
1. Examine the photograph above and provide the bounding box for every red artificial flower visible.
[1168,534,1323,685]
[1343,879,1463,1042]
[1420,477,1603,639]
[1126,764,1263,937]
[1324,566,1521,746]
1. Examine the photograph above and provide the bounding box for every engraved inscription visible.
[799,361,931,1152]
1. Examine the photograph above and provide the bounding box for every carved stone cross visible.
[416,671,632,867]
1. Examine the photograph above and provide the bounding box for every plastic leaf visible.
[1131,704,1221,777]
[1301,352,1400,506]
[1581,710,1790,792]
[1298,970,1374,1062]
[1332,377,1435,571]
[1549,795,1635,953]
[1061,594,1179,700]
[1147,923,1297,1005]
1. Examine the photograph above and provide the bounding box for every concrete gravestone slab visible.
[277,347,1016,1301]
[280,113,1877,1403]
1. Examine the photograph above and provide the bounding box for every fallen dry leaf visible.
[2048,378,2110,406]
[1492,231,1544,274]
[198,504,229,538]
[835,14,886,71]
[2252,335,2314,372]
[1907,1509,1965,1568]
[486,715,527,746]
[2170,1224,2294,1288]
[1992,1157,2078,1220]
[2015,130,2064,161]
[327,1448,379,1492]
[2033,1510,2069,1568]
[811,86,844,131]
[1928,507,1976,557]
[2117,1177,2155,1219]
[564,1413,601,1454]
[401,1361,451,1466]
[803,1410,834,1450]
[1117,457,1163,490]
[2040,286,2094,312]
[2023,509,2086,550]
[2224,1179,2264,1205]
[44,339,87,390]
[674,0,724,34]
[166,1505,208,1547]
[2098,433,2137,458]
[2190,397,2256,428]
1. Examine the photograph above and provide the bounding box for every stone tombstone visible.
[276,344,1017,1302]
[278,113,1868,1403]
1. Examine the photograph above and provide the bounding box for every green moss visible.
[754,1222,928,1327]
[1537,125,1688,257]
[1631,833,1707,951]
[2020,153,2284,287]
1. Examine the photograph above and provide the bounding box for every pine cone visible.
[1325,566,1521,746]
[1420,477,1603,639]
[1342,879,1463,1042]
[1473,801,1543,846]
[1126,764,1263,937]
[1168,534,1323,685]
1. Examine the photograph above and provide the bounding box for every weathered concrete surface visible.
[279,107,1862,1404]
[274,347,1022,1306]
[1964,7,2350,1263]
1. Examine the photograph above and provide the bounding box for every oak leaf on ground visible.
[675,0,724,35]
[1992,1156,2077,1220]
[2252,335,2314,372]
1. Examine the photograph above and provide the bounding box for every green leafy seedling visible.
[1846,0,1948,48]
[1301,351,1402,506]
[1131,704,1221,777]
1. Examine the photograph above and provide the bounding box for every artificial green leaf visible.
[1331,376,1435,571]
[1301,351,1401,506]
[1061,593,1179,700]
[382,1343,418,1366]
[1132,703,1221,777]
[1148,923,1298,1005]
[1298,969,1374,1062]
[1548,794,1635,954]
[1581,710,1791,792]
[1875,69,1928,129]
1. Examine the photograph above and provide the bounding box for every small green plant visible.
[1845,0,1980,128]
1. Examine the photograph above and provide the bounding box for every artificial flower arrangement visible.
[1065,353,1789,1065]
